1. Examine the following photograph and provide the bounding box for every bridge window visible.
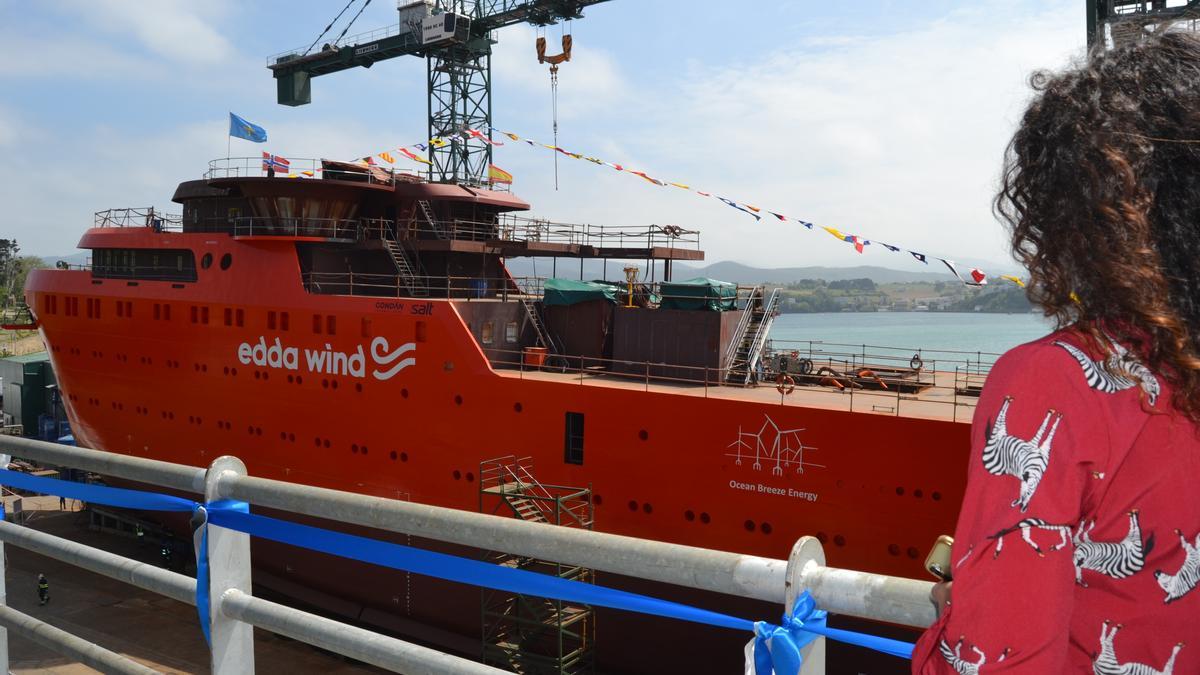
[564,412,584,465]
[92,248,197,282]
[505,321,518,343]
[481,321,494,345]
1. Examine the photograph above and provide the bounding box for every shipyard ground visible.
[2,495,379,674]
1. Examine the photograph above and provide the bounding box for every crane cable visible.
[304,0,360,55]
[333,0,374,47]
[537,21,573,190]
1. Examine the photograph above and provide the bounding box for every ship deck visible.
[495,365,977,423]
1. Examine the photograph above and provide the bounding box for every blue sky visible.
[1,1,1085,274]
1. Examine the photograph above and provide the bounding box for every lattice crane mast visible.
[1087,0,1200,48]
[268,0,611,185]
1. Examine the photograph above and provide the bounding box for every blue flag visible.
[229,113,267,143]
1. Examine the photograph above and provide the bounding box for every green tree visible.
[11,256,46,305]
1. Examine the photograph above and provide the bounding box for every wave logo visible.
[370,337,416,380]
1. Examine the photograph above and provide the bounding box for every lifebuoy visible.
[910,354,924,371]
[776,374,795,395]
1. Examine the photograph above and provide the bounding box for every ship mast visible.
[268,0,611,186]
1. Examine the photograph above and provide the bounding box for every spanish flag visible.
[488,164,514,184]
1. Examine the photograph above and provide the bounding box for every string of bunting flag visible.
[484,126,1028,290]
[264,124,1023,289]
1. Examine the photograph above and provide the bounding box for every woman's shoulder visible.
[988,328,1093,385]
[988,327,1164,411]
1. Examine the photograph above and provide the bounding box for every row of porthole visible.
[199,253,233,271]
[895,486,942,501]
[887,544,922,559]
[450,470,475,482]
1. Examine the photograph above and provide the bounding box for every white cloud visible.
[498,0,1084,272]
[492,24,627,119]
[64,0,237,67]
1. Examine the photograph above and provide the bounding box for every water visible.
[767,312,1053,360]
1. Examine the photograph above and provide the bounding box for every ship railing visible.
[390,214,702,249]
[93,207,183,232]
[487,346,984,422]
[230,216,360,241]
[204,157,420,185]
[0,435,940,675]
[301,272,545,300]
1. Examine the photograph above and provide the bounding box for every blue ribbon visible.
[0,469,914,668]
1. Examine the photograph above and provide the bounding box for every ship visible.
[23,158,975,673]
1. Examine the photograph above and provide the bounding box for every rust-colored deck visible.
[495,366,979,423]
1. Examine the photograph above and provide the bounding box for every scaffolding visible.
[479,456,594,674]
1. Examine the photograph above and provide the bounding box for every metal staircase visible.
[381,233,428,297]
[416,200,447,239]
[520,298,561,353]
[726,286,782,386]
[479,456,595,674]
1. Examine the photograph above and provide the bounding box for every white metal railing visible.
[0,435,937,674]
[94,207,183,232]
[204,157,423,184]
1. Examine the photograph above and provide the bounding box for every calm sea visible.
[767,312,1054,360]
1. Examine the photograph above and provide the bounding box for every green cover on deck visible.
[542,278,619,306]
[659,277,738,311]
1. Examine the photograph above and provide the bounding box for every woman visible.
[913,31,1200,673]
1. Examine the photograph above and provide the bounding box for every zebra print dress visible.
[912,332,1200,674]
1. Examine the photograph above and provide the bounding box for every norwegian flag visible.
[261,152,290,172]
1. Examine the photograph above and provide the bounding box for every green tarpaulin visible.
[542,278,619,306]
[659,277,737,311]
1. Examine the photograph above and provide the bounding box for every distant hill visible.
[39,253,89,268]
[504,258,955,284]
[670,262,952,284]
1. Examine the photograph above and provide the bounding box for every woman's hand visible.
[931,581,953,618]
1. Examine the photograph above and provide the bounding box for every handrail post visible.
[206,456,255,675]
[786,536,827,675]
[0,505,7,675]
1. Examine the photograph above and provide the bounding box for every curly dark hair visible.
[997,29,1200,421]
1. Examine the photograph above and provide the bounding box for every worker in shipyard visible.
[914,30,1200,673]
[36,574,48,606]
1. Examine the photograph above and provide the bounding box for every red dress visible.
[912,330,1199,673]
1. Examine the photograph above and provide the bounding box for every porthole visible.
[454,394,463,406]
[593,495,603,506]
[834,535,847,547]
[400,452,408,462]
[684,510,695,522]
[699,512,711,524]
[453,470,462,480]
[513,402,523,413]
[888,544,901,556]
[638,429,649,441]
[744,519,756,532]
[627,500,638,511]
[642,502,653,514]
[219,253,232,270]
[201,253,213,269]
[389,451,397,460]
[761,522,773,535]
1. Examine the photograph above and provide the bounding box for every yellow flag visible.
[669,182,691,190]
[429,138,448,148]
[1000,275,1026,288]
[378,151,395,164]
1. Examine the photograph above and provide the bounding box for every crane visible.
[1087,0,1200,48]
[268,0,611,185]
